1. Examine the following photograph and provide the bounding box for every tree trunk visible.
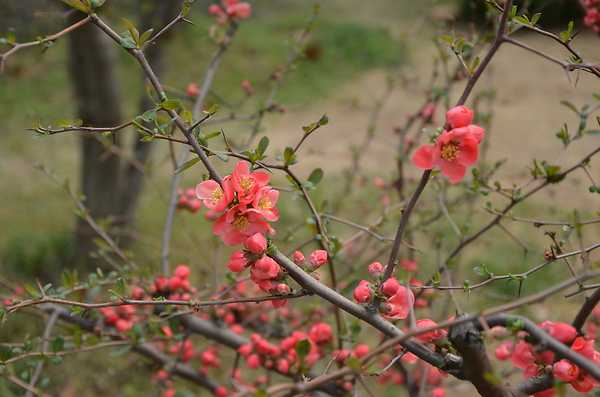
[67,11,124,269]
[115,0,183,245]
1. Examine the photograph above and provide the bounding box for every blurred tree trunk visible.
[115,0,182,245]
[67,1,181,269]
[67,11,124,268]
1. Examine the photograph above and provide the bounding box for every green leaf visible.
[51,337,64,353]
[175,157,200,174]
[257,136,269,157]
[139,28,154,45]
[60,0,92,13]
[139,109,157,123]
[120,36,137,50]
[346,356,362,372]
[204,103,219,115]
[559,21,574,43]
[283,147,297,166]
[161,99,181,111]
[295,339,310,360]
[560,100,579,115]
[530,12,541,26]
[307,168,324,186]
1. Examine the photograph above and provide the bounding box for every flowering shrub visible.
[1,1,600,397]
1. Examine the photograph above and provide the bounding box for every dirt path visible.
[264,32,600,208]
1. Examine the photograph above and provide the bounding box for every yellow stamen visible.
[440,142,459,161]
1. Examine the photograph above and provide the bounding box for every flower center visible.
[240,177,254,192]
[258,197,271,209]
[440,141,459,161]
[232,215,249,231]
[210,188,223,203]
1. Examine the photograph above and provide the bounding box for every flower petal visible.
[412,144,435,169]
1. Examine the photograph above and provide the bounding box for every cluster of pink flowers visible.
[208,0,252,24]
[100,304,137,333]
[494,321,600,395]
[150,264,195,301]
[237,322,333,374]
[583,0,600,32]
[176,187,202,213]
[196,161,279,245]
[353,261,416,320]
[412,105,484,183]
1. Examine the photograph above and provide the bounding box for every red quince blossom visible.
[382,277,401,297]
[539,320,577,344]
[368,261,384,277]
[186,82,199,98]
[250,187,280,221]
[250,256,281,282]
[231,161,270,205]
[209,0,252,24]
[553,359,580,382]
[227,251,247,272]
[511,340,536,369]
[244,233,267,254]
[352,344,370,358]
[308,322,333,344]
[414,319,447,342]
[353,280,372,303]
[309,249,328,268]
[292,250,305,264]
[495,340,513,361]
[400,259,418,272]
[412,106,484,183]
[383,285,415,320]
[196,178,233,212]
[213,204,274,246]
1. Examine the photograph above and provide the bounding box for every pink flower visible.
[250,187,280,221]
[368,261,384,277]
[415,319,447,342]
[571,336,595,359]
[373,176,386,189]
[309,322,332,344]
[292,251,305,265]
[494,340,513,361]
[196,177,233,212]
[571,374,595,393]
[421,103,436,122]
[215,387,228,397]
[213,205,273,245]
[352,344,370,359]
[552,359,579,382]
[231,161,270,205]
[353,280,372,303]
[247,353,261,369]
[186,83,199,98]
[431,387,445,397]
[251,256,281,281]
[382,277,401,297]
[511,340,535,369]
[539,321,577,344]
[244,233,267,254]
[276,358,289,374]
[446,105,473,129]
[332,349,351,363]
[226,2,251,19]
[309,250,328,268]
[400,259,418,272]
[241,79,254,95]
[412,127,481,184]
[174,264,190,279]
[237,343,253,357]
[383,286,415,320]
[227,251,247,272]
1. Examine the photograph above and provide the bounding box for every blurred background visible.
[1,0,599,395]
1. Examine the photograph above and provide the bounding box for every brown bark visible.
[67,10,124,268]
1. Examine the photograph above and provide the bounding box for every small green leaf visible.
[161,99,181,111]
[346,356,362,372]
[51,337,64,353]
[257,136,269,157]
[530,12,541,26]
[295,339,310,360]
[307,168,324,186]
[283,147,297,166]
[204,103,219,115]
[175,157,200,174]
